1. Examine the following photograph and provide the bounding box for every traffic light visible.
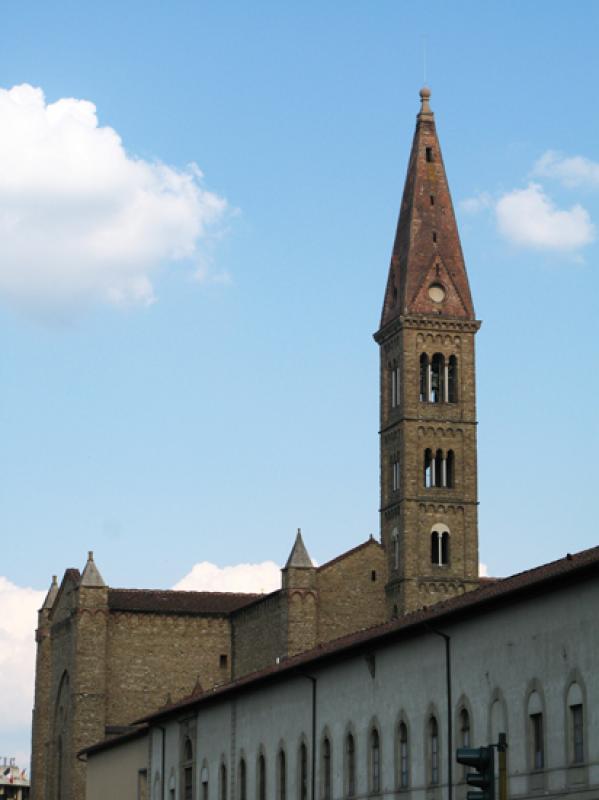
[456,746,495,800]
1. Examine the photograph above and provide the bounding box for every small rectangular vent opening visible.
[426,147,433,163]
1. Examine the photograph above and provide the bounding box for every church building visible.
[31,89,598,800]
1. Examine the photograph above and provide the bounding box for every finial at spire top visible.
[419,86,432,115]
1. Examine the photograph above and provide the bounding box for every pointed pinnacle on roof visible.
[42,575,58,610]
[80,551,106,588]
[284,528,314,569]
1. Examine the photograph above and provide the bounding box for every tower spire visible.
[375,89,480,617]
[380,87,474,331]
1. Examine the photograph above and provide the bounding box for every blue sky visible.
[1,0,598,762]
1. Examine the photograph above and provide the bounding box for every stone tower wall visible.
[380,318,480,616]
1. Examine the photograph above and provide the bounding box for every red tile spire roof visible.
[380,87,475,329]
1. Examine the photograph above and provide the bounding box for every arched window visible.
[322,737,331,800]
[431,353,445,403]
[459,709,470,779]
[183,738,194,800]
[258,754,266,800]
[420,354,429,402]
[392,455,401,492]
[346,733,356,798]
[448,356,458,403]
[429,717,439,785]
[424,449,433,488]
[424,450,453,488]
[431,526,450,566]
[239,758,247,800]
[392,528,400,570]
[435,450,443,486]
[370,728,381,794]
[567,682,584,764]
[220,762,227,800]
[299,742,308,800]
[278,750,286,800]
[446,450,454,488]
[398,722,409,789]
[528,691,544,771]
[390,360,400,408]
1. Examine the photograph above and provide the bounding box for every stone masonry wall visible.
[316,541,388,642]
[30,610,52,800]
[231,593,286,679]
[105,611,232,725]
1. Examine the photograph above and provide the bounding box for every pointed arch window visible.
[299,742,308,800]
[398,722,409,789]
[459,709,471,779]
[278,750,287,800]
[346,733,356,798]
[370,728,381,794]
[258,753,266,800]
[431,526,450,566]
[567,682,585,764]
[322,737,332,800]
[220,762,228,800]
[429,717,439,785]
[528,691,544,771]
[239,758,247,800]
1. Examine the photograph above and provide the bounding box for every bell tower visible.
[374,88,481,617]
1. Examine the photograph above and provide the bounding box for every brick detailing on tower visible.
[375,88,481,616]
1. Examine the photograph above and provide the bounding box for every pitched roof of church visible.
[107,588,261,616]
[284,529,313,569]
[135,542,599,725]
[379,87,475,330]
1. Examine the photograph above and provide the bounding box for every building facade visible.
[130,546,599,800]
[32,87,487,799]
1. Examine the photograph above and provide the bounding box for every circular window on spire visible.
[428,283,446,303]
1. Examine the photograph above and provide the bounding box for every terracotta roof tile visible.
[108,589,261,616]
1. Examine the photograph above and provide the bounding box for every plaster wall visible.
[86,735,148,800]
[149,575,599,800]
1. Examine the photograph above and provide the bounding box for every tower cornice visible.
[374,314,481,344]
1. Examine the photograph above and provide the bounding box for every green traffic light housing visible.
[456,745,495,800]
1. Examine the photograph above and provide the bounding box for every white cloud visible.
[495,183,595,251]
[0,577,45,730]
[173,561,281,594]
[0,84,227,317]
[460,191,493,214]
[533,150,599,189]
